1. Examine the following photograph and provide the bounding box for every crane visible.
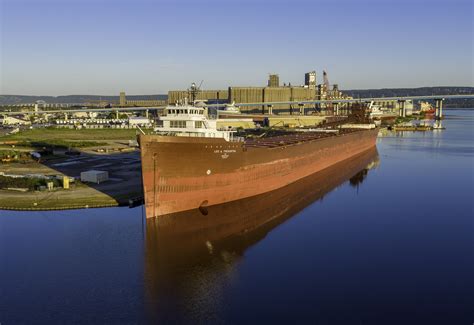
[323,70,330,91]
[323,70,334,115]
[188,80,204,103]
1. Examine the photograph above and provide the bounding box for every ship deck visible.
[243,128,367,148]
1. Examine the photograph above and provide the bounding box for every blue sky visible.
[1,0,472,95]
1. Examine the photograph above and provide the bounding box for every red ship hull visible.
[139,129,378,218]
[424,108,436,116]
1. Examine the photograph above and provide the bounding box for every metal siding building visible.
[167,72,350,113]
[168,90,229,105]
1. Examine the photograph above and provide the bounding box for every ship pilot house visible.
[156,101,240,142]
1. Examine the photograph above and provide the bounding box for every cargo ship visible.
[139,101,378,219]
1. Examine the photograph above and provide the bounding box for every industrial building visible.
[119,92,166,107]
[168,71,351,114]
[268,74,280,87]
[305,71,317,88]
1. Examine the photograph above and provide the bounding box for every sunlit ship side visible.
[139,102,378,219]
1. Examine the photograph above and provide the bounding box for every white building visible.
[1,116,31,126]
[73,112,89,118]
[128,116,151,127]
[80,170,109,184]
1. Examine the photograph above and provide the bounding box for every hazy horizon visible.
[1,0,473,96]
[1,85,474,97]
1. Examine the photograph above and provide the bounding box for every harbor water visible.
[1,110,473,324]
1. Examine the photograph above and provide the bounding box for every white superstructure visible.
[155,102,240,142]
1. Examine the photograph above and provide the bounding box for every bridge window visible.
[170,120,186,128]
[195,121,203,128]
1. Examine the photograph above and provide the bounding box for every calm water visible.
[1,110,473,324]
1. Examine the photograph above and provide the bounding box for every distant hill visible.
[1,87,473,107]
[0,94,168,105]
[343,86,474,108]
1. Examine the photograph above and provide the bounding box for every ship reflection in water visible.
[144,148,379,322]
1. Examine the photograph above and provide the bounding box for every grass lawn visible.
[0,128,139,148]
[1,128,138,141]
[0,188,121,210]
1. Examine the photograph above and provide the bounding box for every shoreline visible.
[0,185,143,211]
[0,202,121,211]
